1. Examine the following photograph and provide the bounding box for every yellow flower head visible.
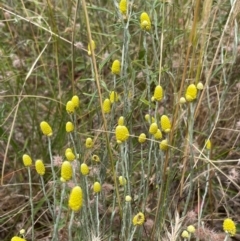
[119,176,127,186]
[160,115,171,133]
[118,116,125,126]
[66,121,74,133]
[93,181,101,193]
[111,60,121,75]
[40,121,53,136]
[180,97,186,104]
[103,98,111,114]
[11,237,27,241]
[71,95,80,108]
[65,149,76,161]
[109,91,119,103]
[185,84,197,102]
[149,122,158,135]
[153,85,163,101]
[119,0,127,15]
[205,139,211,150]
[197,82,204,90]
[138,133,147,143]
[160,139,168,151]
[22,154,32,167]
[133,212,145,226]
[85,137,93,148]
[181,230,189,238]
[125,195,132,202]
[35,159,45,175]
[92,154,100,162]
[187,225,196,234]
[88,40,96,55]
[80,163,89,176]
[223,218,236,236]
[61,161,72,181]
[68,186,83,212]
[154,129,162,140]
[66,100,75,114]
[145,114,155,123]
[140,12,151,31]
[115,125,129,144]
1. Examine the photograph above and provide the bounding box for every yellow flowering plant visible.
[68,186,83,212]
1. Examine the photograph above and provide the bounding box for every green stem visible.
[27,167,34,241]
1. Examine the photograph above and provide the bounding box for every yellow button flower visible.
[65,150,75,161]
[197,82,204,90]
[205,139,211,150]
[160,139,168,151]
[11,237,27,241]
[92,154,100,162]
[61,161,72,181]
[187,225,196,234]
[93,181,101,193]
[111,60,121,75]
[153,85,163,101]
[118,116,124,126]
[66,100,75,114]
[103,98,111,114]
[160,115,171,133]
[119,176,127,186]
[149,122,158,135]
[22,154,32,167]
[119,0,127,15]
[85,137,93,148]
[35,159,45,175]
[138,133,147,143]
[185,84,197,102]
[80,163,89,176]
[71,95,80,108]
[40,121,53,136]
[68,186,83,212]
[115,125,129,144]
[181,230,189,238]
[140,12,151,31]
[109,91,119,103]
[223,218,236,236]
[154,129,162,140]
[66,121,74,133]
[88,40,96,56]
[132,212,145,226]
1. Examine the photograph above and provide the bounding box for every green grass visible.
[0,0,240,240]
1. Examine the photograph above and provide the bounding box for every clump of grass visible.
[1,0,240,240]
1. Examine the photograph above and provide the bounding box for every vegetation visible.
[0,0,240,240]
